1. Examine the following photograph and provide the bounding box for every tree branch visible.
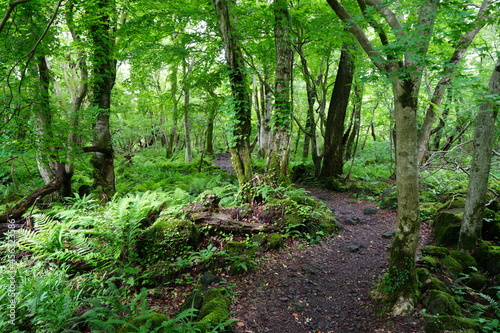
[325,0,387,72]
[0,0,31,34]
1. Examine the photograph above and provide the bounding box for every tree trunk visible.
[321,42,355,178]
[88,0,116,198]
[325,0,438,314]
[459,58,500,252]
[213,0,253,188]
[166,65,179,159]
[183,85,192,163]
[344,81,362,161]
[266,0,293,185]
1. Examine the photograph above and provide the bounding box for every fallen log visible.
[191,212,278,233]
[0,163,68,224]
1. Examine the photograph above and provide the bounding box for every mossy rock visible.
[439,196,467,210]
[449,250,478,273]
[264,233,285,251]
[379,187,397,209]
[423,290,461,316]
[417,268,450,293]
[441,255,463,277]
[271,196,339,237]
[346,181,391,197]
[464,272,488,290]
[118,312,169,332]
[420,246,450,258]
[424,315,479,333]
[433,208,463,246]
[420,256,441,270]
[420,202,440,221]
[140,218,200,260]
[474,241,500,275]
[223,241,254,256]
[197,288,233,332]
[483,218,500,243]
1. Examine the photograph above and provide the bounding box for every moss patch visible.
[424,315,479,333]
[423,290,461,316]
[420,246,450,258]
[433,208,463,246]
[197,288,232,331]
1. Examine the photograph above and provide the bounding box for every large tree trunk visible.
[88,0,116,198]
[213,0,253,188]
[266,0,294,184]
[166,65,179,159]
[459,58,500,252]
[321,42,355,178]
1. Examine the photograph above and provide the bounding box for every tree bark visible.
[88,0,116,198]
[459,58,500,252]
[321,41,355,178]
[213,0,253,189]
[266,0,294,185]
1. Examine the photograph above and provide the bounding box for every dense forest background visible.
[0,0,499,332]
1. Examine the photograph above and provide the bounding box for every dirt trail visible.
[228,187,430,333]
[213,155,429,332]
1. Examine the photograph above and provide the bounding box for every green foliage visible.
[0,262,81,333]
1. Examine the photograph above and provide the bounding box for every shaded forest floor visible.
[214,154,431,332]
[229,187,432,332]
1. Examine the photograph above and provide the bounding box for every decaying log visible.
[0,163,68,224]
[191,212,278,233]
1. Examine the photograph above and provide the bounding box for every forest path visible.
[213,155,429,332]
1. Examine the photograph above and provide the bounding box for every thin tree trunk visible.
[459,58,500,252]
[183,85,192,163]
[345,81,363,161]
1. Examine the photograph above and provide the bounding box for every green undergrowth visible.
[416,245,500,333]
[0,154,340,332]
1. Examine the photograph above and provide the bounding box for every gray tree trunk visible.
[459,58,500,252]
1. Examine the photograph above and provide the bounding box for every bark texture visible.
[459,58,500,252]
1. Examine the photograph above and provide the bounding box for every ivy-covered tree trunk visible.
[182,84,192,163]
[88,0,116,198]
[213,0,253,188]
[321,42,355,178]
[266,0,293,184]
[459,58,500,252]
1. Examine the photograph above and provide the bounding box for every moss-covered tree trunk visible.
[266,0,293,185]
[88,0,116,198]
[459,58,500,252]
[213,0,253,189]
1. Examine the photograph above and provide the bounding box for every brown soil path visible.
[228,186,431,333]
